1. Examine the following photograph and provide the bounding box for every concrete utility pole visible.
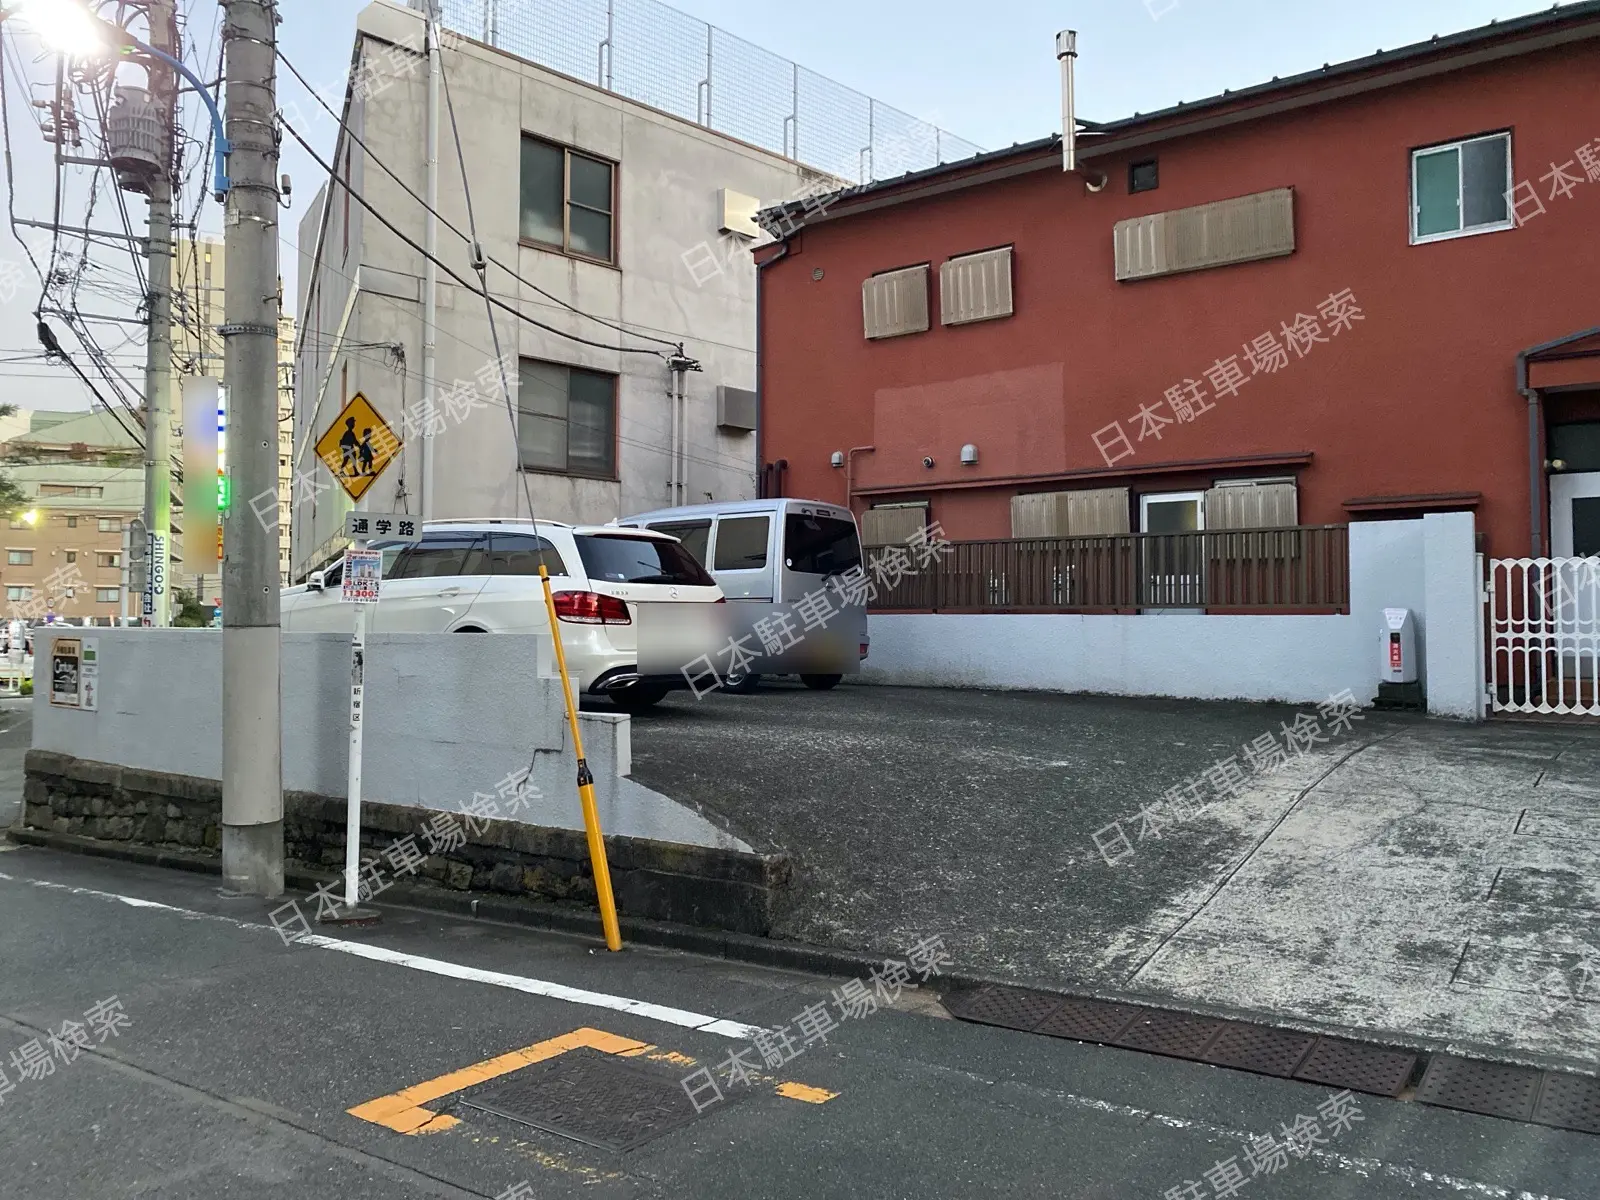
[140,0,176,627]
[219,0,284,896]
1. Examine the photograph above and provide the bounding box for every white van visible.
[614,498,868,691]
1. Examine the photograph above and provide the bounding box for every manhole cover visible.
[458,1047,704,1152]
[1033,999,1143,1045]
[1533,1071,1600,1135]
[943,985,1063,1033]
[1202,1023,1317,1078]
[1293,1038,1417,1097]
[1111,1009,1223,1060]
[1415,1055,1542,1122]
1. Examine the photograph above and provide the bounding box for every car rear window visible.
[574,535,717,586]
[784,515,862,576]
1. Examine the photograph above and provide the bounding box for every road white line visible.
[0,869,766,1040]
[293,933,766,1038]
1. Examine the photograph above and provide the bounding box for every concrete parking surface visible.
[3,845,1596,1199]
[630,683,1600,1067]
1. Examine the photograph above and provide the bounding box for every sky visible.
[0,0,1584,413]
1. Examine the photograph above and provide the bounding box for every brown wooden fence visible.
[866,525,1349,613]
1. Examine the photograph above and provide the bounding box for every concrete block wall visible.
[31,629,749,849]
[860,514,1487,715]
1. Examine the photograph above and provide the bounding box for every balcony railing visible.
[866,526,1350,613]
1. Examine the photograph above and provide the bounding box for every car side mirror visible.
[308,570,325,592]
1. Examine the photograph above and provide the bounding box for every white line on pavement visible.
[293,934,764,1038]
[0,870,764,1040]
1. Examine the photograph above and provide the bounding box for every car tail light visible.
[715,596,727,603]
[552,590,632,625]
[860,643,869,660]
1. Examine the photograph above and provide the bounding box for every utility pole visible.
[140,0,176,627]
[219,0,284,897]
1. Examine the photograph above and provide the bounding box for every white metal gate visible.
[1486,556,1600,716]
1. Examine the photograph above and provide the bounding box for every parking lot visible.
[629,681,1600,1067]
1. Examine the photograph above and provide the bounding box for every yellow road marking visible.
[349,1026,839,1138]
[348,1027,649,1135]
[775,1082,837,1104]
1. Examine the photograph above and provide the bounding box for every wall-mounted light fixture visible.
[830,450,845,468]
[960,443,978,466]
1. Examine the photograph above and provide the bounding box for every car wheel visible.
[611,684,670,713]
[721,671,761,694]
[801,674,842,691]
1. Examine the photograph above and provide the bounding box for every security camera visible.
[922,456,935,469]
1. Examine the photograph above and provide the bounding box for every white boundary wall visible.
[32,629,749,849]
[860,513,1485,716]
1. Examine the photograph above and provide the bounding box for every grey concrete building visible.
[292,0,906,578]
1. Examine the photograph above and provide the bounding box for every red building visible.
[755,4,1600,562]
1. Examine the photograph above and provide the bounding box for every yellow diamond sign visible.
[316,393,401,502]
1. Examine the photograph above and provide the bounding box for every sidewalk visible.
[631,687,1600,1067]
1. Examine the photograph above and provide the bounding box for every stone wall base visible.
[24,749,790,936]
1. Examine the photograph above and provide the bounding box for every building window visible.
[7,550,32,566]
[96,587,120,603]
[5,586,31,602]
[98,517,121,532]
[1411,132,1512,243]
[1129,158,1159,193]
[66,515,77,528]
[97,552,121,568]
[65,551,77,564]
[516,359,616,478]
[519,136,615,263]
[41,484,103,497]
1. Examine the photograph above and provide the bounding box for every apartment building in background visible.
[0,409,148,622]
[173,235,299,586]
[291,0,977,579]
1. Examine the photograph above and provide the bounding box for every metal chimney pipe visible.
[1056,30,1078,173]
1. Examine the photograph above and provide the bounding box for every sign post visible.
[336,511,419,913]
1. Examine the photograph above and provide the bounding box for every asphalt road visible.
[2,844,1595,1199]
[627,682,1420,977]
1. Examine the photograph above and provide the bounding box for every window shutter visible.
[1115,188,1295,282]
[861,503,929,545]
[862,266,930,340]
[940,247,1014,326]
[1204,480,1299,558]
[1011,488,1130,537]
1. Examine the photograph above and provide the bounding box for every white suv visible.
[281,520,724,711]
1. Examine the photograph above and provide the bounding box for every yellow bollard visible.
[539,565,622,952]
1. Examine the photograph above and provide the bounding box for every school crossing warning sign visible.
[315,393,400,502]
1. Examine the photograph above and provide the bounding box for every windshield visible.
[784,514,862,577]
[575,534,717,586]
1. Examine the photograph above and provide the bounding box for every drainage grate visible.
[1202,1023,1317,1079]
[1112,1009,1224,1060]
[1293,1038,1417,1098]
[1032,999,1143,1045]
[458,1047,703,1152]
[1533,1071,1600,1135]
[942,985,1063,1033]
[1415,1055,1543,1122]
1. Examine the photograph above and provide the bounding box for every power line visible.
[425,0,535,525]
[274,41,680,354]
[279,116,664,361]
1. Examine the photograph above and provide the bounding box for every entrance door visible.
[1551,471,1600,557]
[1139,491,1205,611]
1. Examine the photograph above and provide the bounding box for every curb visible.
[7,825,1598,1086]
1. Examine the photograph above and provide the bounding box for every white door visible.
[1139,491,1205,612]
[374,531,490,632]
[1551,471,1600,557]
